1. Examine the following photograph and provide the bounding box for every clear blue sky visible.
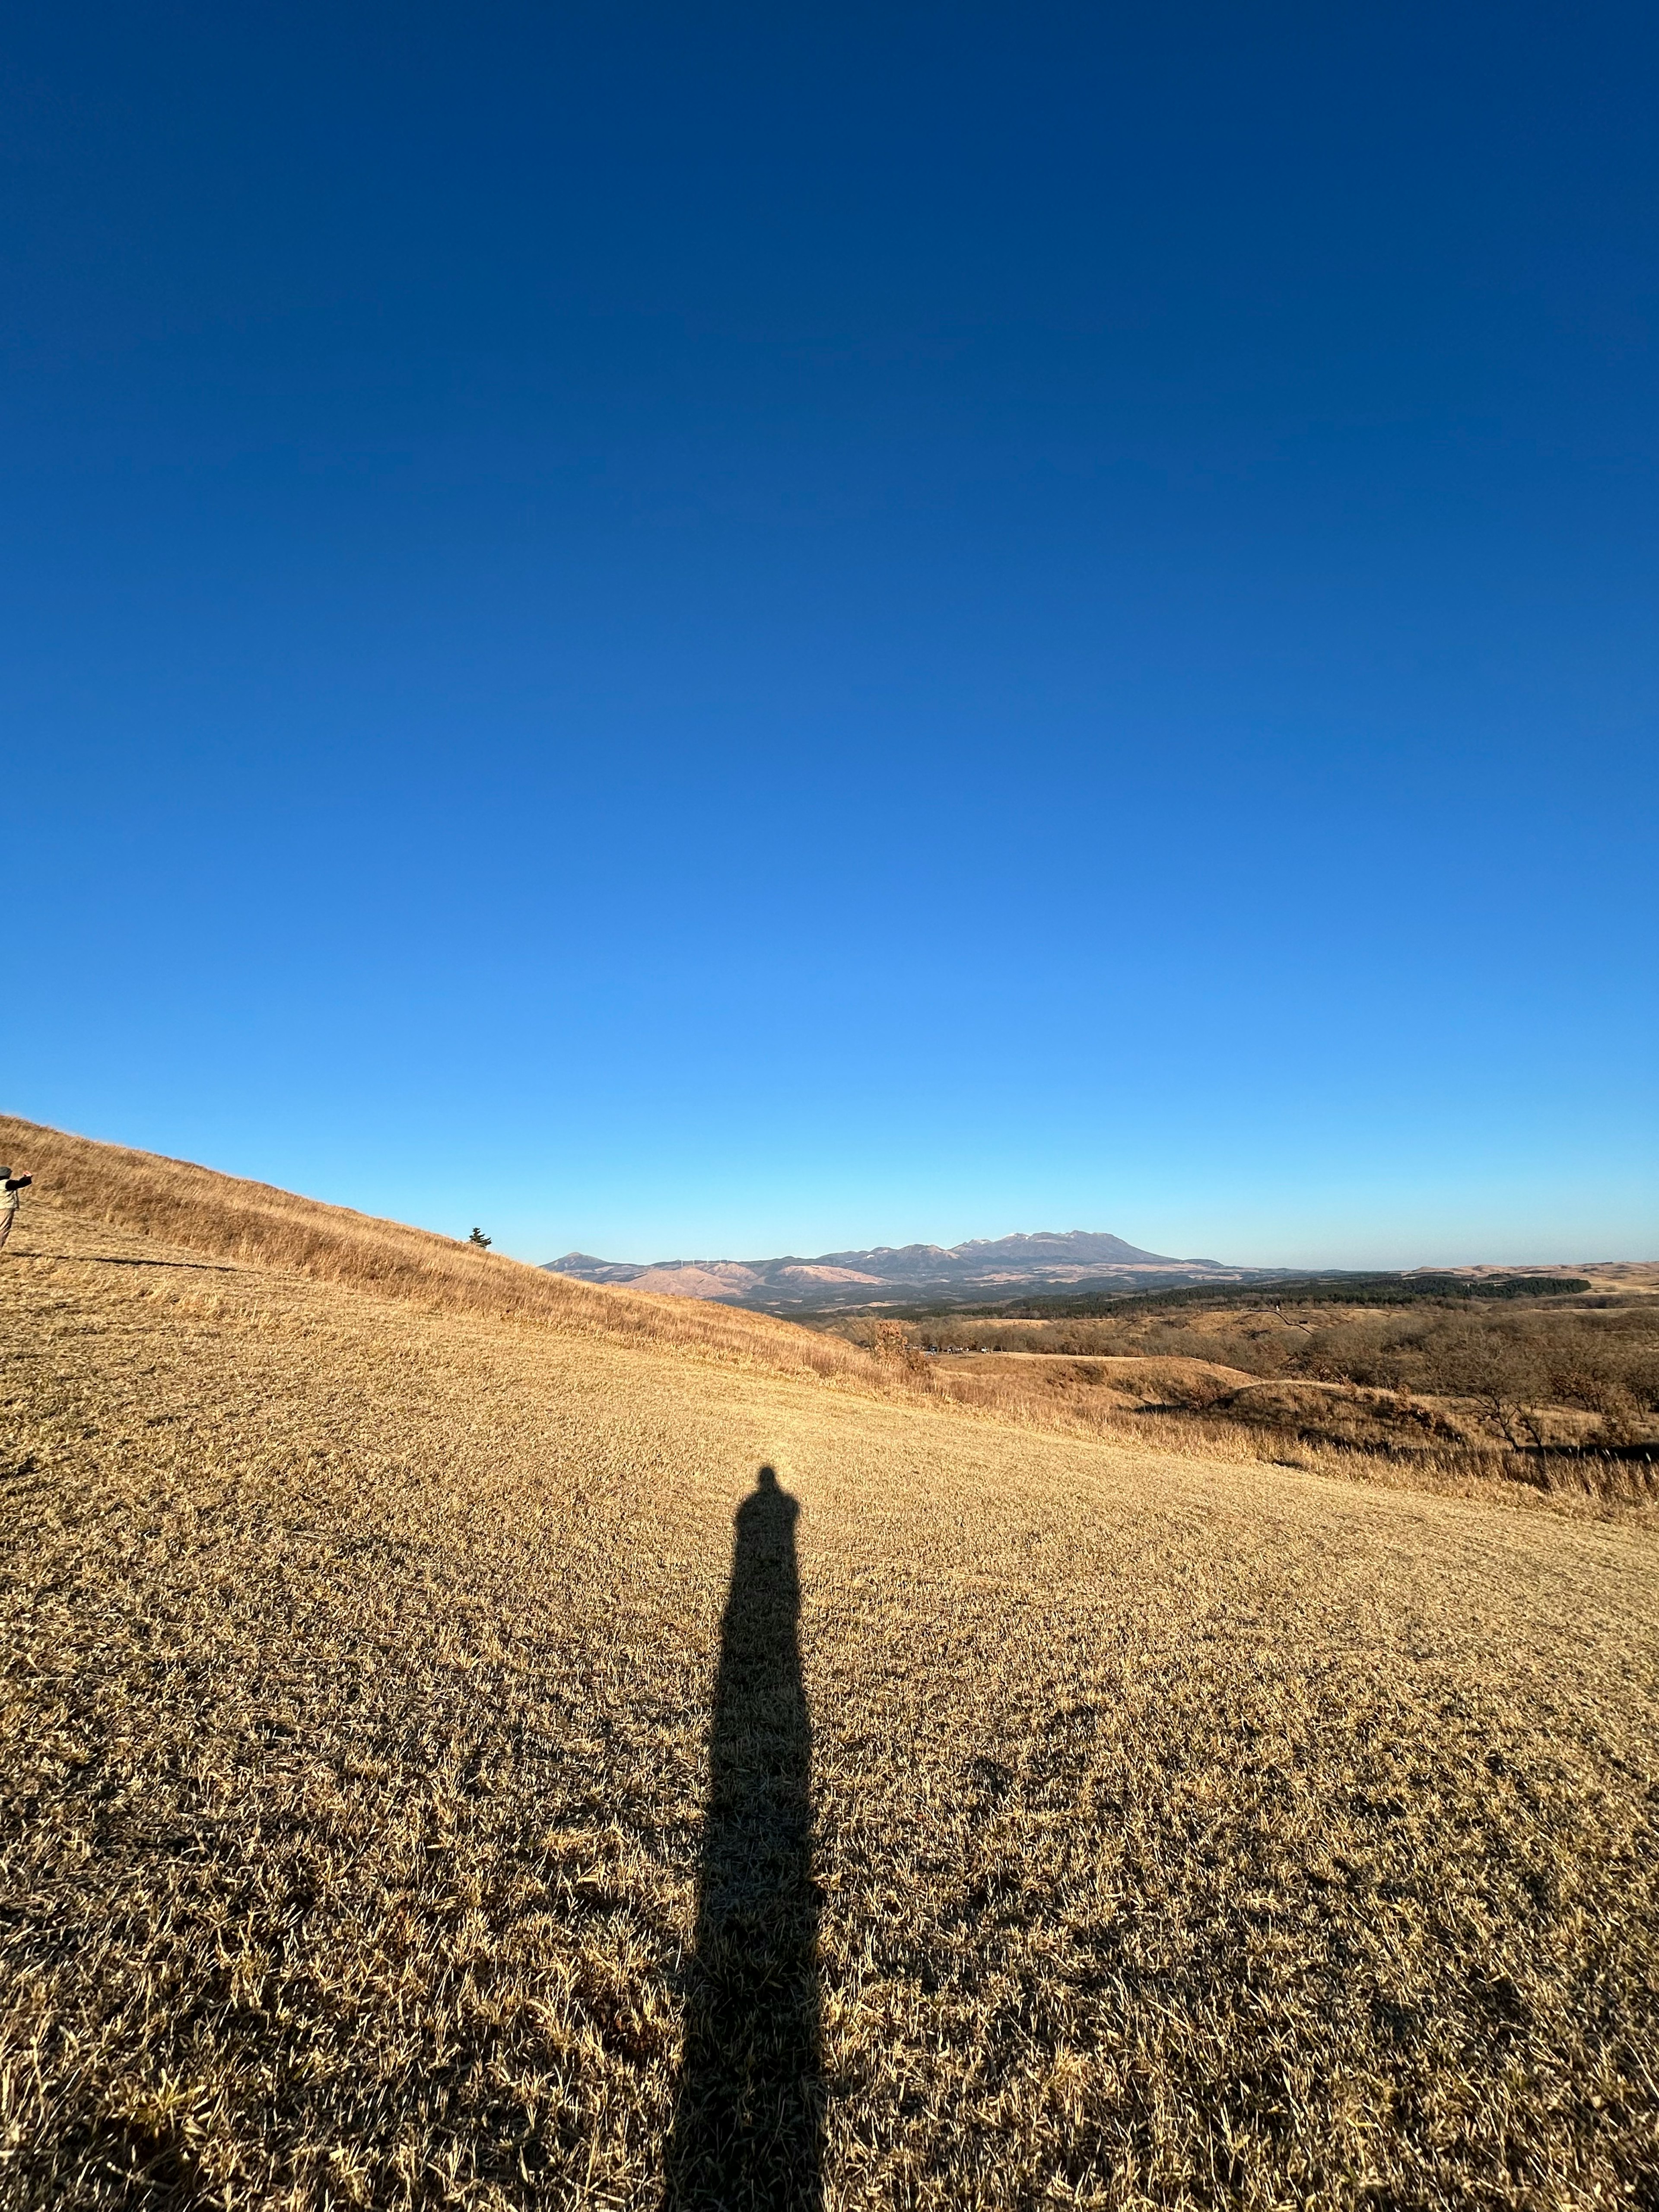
[4,2,1655,1267]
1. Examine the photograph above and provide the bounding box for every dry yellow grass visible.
[0,1117,876,1390]
[856,1307,1659,1510]
[2,1122,1657,2209]
[913,1352,1659,1513]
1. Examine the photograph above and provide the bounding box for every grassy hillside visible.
[832,1288,1659,1501]
[1,1121,1656,2208]
[0,1116,877,1388]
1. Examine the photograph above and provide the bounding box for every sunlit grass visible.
[2,1118,1656,2206]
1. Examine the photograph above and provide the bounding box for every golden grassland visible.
[917,1350,1654,1499]
[0,1117,874,1390]
[2,1119,1657,2208]
[839,1302,1659,1510]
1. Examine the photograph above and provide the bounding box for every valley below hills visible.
[544,1227,1253,1310]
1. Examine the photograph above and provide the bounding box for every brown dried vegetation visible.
[0,1117,877,1391]
[836,1299,1659,1508]
[2,1119,1657,2208]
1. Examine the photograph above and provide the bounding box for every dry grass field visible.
[837,1297,1659,1504]
[2,1119,1657,2209]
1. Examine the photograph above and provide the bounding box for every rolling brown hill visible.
[2,1116,1656,2209]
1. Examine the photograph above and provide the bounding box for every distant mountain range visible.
[543,1229,1252,1312]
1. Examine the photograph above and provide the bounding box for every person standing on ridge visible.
[0,1166,31,1252]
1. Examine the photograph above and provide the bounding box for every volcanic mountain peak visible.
[950,1230,1172,1264]
[545,1227,1233,1309]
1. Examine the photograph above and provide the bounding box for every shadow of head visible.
[743,1465,791,1516]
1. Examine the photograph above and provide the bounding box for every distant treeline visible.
[953,1274,1592,1321]
[827,1274,1657,1463]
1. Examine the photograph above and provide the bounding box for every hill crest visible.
[0,1113,876,1389]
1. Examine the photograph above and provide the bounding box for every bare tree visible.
[1423,1321,1547,1455]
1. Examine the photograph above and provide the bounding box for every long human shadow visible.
[665,1466,823,2210]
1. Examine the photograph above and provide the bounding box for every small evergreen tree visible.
[468,1228,492,1250]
